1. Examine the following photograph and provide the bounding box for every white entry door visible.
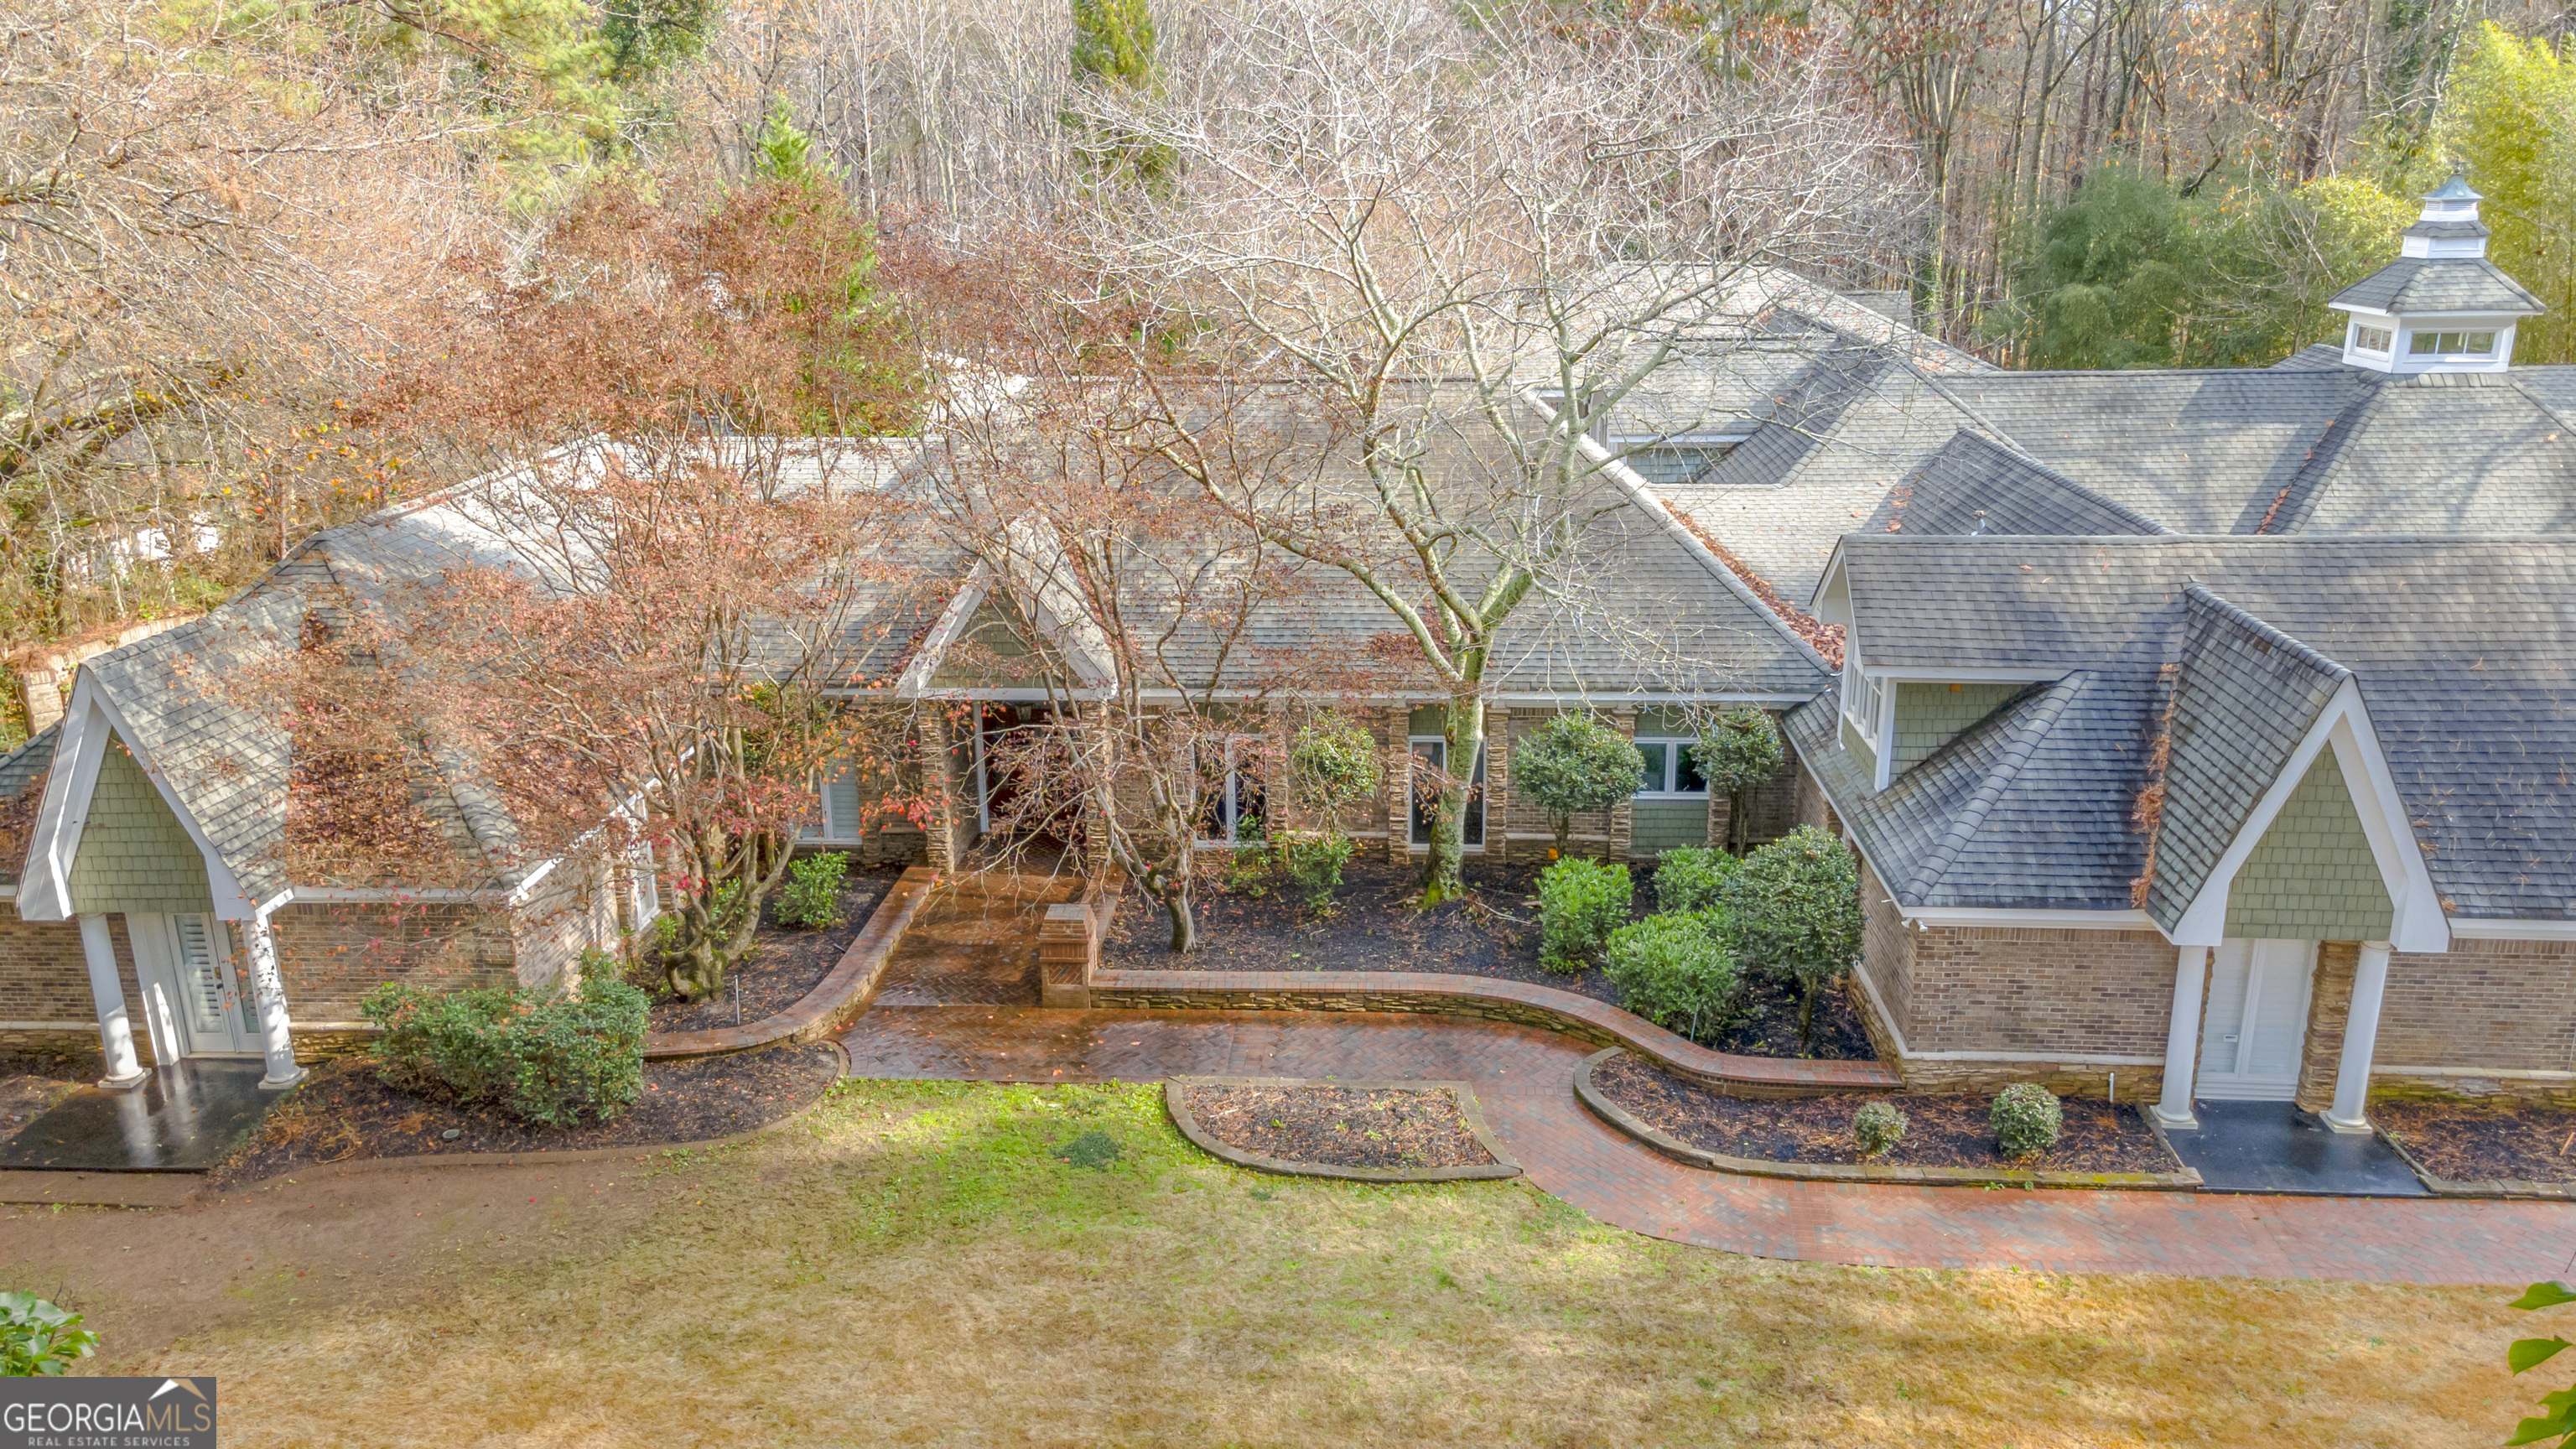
[2196,938,2317,1101]
[132,911,261,1058]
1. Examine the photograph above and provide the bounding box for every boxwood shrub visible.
[1990,1083,2064,1160]
[361,951,649,1128]
[1853,1099,1906,1159]
[776,851,850,928]
[1652,846,1742,914]
[1603,911,1737,1036]
[1538,857,1630,974]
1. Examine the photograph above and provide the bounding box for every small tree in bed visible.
[1727,825,1863,1050]
[1515,713,1645,858]
[1692,706,1785,855]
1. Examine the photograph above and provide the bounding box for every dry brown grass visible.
[83,1082,2543,1445]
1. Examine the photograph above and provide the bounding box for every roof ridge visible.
[2254,376,2388,533]
[1900,677,2078,902]
[2178,583,2354,683]
[1927,431,2176,538]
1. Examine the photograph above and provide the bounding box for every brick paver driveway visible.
[841,1003,2576,1285]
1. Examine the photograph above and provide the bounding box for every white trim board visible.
[2448,920,2576,943]
[18,683,253,922]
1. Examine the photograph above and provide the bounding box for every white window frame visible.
[2350,324,2392,355]
[1632,737,1710,799]
[2407,328,2498,358]
[804,766,865,843]
[1841,654,1886,745]
[1194,735,1265,847]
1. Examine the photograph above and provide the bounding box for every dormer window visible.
[2351,325,2392,355]
[1841,655,1884,744]
[1616,434,1754,486]
[2407,330,2496,358]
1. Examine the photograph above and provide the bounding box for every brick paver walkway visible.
[840,1003,2576,1285]
[869,874,1079,1007]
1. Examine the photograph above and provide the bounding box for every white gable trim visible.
[18,675,253,923]
[2449,919,2576,943]
[2167,678,2448,953]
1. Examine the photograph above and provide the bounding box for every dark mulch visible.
[1111,858,1876,1062]
[1178,1083,1497,1170]
[2376,1102,2576,1185]
[209,1043,841,1188]
[1592,1054,2184,1174]
[641,867,900,1032]
[0,1050,111,1138]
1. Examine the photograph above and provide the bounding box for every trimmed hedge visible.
[1538,856,1630,974]
[1603,911,1737,1037]
[361,953,648,1128]
[1991,1083,2064,1160]
[776,851,851,928]
[1653,846,1742,914]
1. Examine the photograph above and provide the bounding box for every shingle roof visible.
[2330,256,2545,314]
[0,724,60,889]
[1815,536,2576,920]
[1867,432,2168,538]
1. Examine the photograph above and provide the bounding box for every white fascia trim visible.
[1119,689,1823,708]
[1872,667,2072,686]
[1811,542,1855,622]
[1567,417,1834,673]
[18,681,253,922]
[2449,919,2576,943]
[1899,906,2160,931]
[895,569,989,701]
[2168,678,2447,953]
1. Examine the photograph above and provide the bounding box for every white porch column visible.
[78,914,148,1090]
[2153,944,2209,1130]
[242,915,304,1090]
[2324,939,2392,1133]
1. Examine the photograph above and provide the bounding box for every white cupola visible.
[2329,169,2545,375]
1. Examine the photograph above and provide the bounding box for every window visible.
[1841,656,1885,743]
[2351,325,2392,354]
[805,766,864,842]
[1613,436,1754,486]
[2408,330,2497,357]
[1633,738,1709,797]
[1196,737,1265,845]
[1407,737,1486,849]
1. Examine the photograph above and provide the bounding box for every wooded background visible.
[6,0,2573,725]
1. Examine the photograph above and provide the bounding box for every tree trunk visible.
[1799,978,1819,1051]
[1419,699,1487,905]
[1550,814,1572,857]
[1165,891,1196,953]
[1727,787,1750,856]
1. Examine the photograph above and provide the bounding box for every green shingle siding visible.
[1840,714,1878,782]
[927,599,1053,688]
[2225,744,2393,940]
[1892,682,2022,772]
[1630,799,1707,856]
[68,736,213,914]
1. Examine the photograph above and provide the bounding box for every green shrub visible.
[1690,706,1785,854]
[1654,846,1742,914]
[1853,1099,1906,1160]
[1991,1083,2064,1160]
[1727,824,1863,1048]
[1279,833,1354,914]
[1603,911,1737,1036]
[361,955,649,1129]
[776,851,851,928]
[1288,713,1382,828]
[1538,856,1630,974]
[0,1292,97,1377]
[1516,713,1647,854]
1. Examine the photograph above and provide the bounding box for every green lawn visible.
[28,1079,2536,1446]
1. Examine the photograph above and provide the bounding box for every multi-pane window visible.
[2407,330,2497,356]
[807,766,864,841]
[1633,738,1709,797]
[2350,325,2392,354]
[1614,436,1754,486]
[1842,656,1885,743]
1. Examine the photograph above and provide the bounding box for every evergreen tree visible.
[2447,23,2576,363]
[1065,0,1176,189]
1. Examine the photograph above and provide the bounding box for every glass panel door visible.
[173,913,257,1054]
[1407,740,1485,849]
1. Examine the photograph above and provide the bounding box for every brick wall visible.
[0,902,90,1025]
[265,902,517,1021]
[1855,857,1915,1048]
[2376,937,2576,1077]
[1903,926,2176,1060]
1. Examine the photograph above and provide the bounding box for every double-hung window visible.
[1633,737,1709,797]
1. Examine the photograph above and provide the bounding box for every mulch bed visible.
[1592,1054,2184,1174]
[2376,1101,2576,1185]
[209,1043,842,1188]
[0,1050,110,1139]
[1176,1083,1497,1170]
[640,867,900,1032]
[1112,859,1876,1062]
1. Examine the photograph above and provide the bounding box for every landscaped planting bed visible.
[2376,1101,2576,1185]
[209,1042,841,1187]
[1591,1053,2182,1173]
[1111,860,1876,1061]
[1175,1083,1497,1171]
[639,865,901,1032]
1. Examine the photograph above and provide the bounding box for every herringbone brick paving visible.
[839,1003,2576,1285]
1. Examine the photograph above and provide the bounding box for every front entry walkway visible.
[2166,1101,2427,1197]
[840,1003,2576,1285]
[0,1060,276,1171]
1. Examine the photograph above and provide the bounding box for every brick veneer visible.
[264,902,518,1022]
[2372,937,2576,1102]
[0,902,90,1026]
